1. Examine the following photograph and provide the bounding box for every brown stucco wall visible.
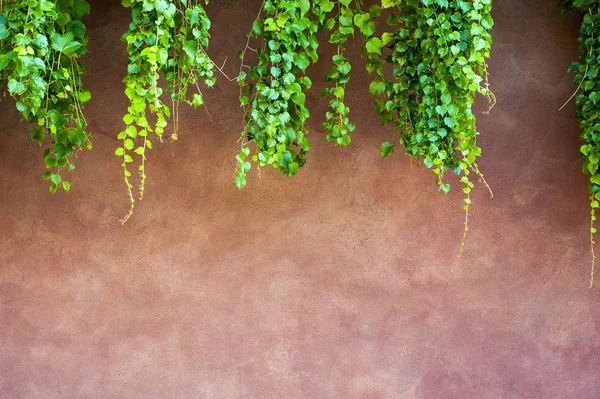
[1,0,599,398]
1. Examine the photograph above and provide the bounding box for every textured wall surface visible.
[1,1,600,398]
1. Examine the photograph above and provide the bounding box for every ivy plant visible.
[355,0,495,262]
[0,0,92,193]
[118,0,215,222]
[321,0,357,147]
[235,0,334,188]
[561,0,600,286]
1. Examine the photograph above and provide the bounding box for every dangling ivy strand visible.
[118,0,215,223]
[235,0,328,188]
[363,0,494,191]
[0,0,92,193]
[560,0,600,287]
[356,0,494,264]
[321,0,357,147]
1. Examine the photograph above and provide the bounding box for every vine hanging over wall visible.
[321,0,357,147]
[561,0,600,287]
[235,0,364,188]
[355,0,495,262]
[118,0,215,222]
[235,0,325,188]
[0,0,92,193]
[2,1,598,284]
[1,0,496,264]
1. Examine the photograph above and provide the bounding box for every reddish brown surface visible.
[1,1,600,398]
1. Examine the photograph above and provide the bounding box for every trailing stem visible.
[562,1,600,285]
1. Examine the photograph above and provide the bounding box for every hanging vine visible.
[355,0,494,263]
[235,0,329,188]
[321,0,357,146]
[0,0,92,193]
[561,0,600,287]
[118,0,215,223]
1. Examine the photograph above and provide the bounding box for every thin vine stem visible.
[590,199,596,288]
[239,0,267,76]
[452,190,470,272]
[559,6,594,112]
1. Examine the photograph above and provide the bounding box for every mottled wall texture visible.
[1,1,599,398]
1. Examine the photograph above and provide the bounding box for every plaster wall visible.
[1,1,599,398]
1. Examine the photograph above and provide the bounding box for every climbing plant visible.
[0,0,92,193]
[355,0,495,262]
[235,0,323,188]
[561,0,600,287]
[2,0,599,283]
[235,0,366,187]
[117,0,215,222]
[321,0,357,147]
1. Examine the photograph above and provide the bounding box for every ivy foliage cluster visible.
[363,0,495,260]
[0,0,92,193]
[321,0,356,148]
[561,0,600,286]
[117,0,215,222]
[236,0,494,202]
[235,0,322,188]
[233,0,366,188]
[235,0,363,188]
[4,1,600,283]
[362,0,494,196]
[233,0,493,263]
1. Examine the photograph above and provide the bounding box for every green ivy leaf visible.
[369,81,386,96]
[50,32,83,56]
[354,13,374,37]
[192,93,204,109]
[365,37,382,55]
[294,52,310,72]
[72,0,91,19]
[380,142,395,158]
[78,90,91,103]
[0,21,8,40]
[298,0,310,16]
[8,79,25,94]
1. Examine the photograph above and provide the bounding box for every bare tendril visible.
[453,188,471,273]
[590,198,596,288]
[471,162,493,199]
[482,62,496,115]
[452,171,475,271]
